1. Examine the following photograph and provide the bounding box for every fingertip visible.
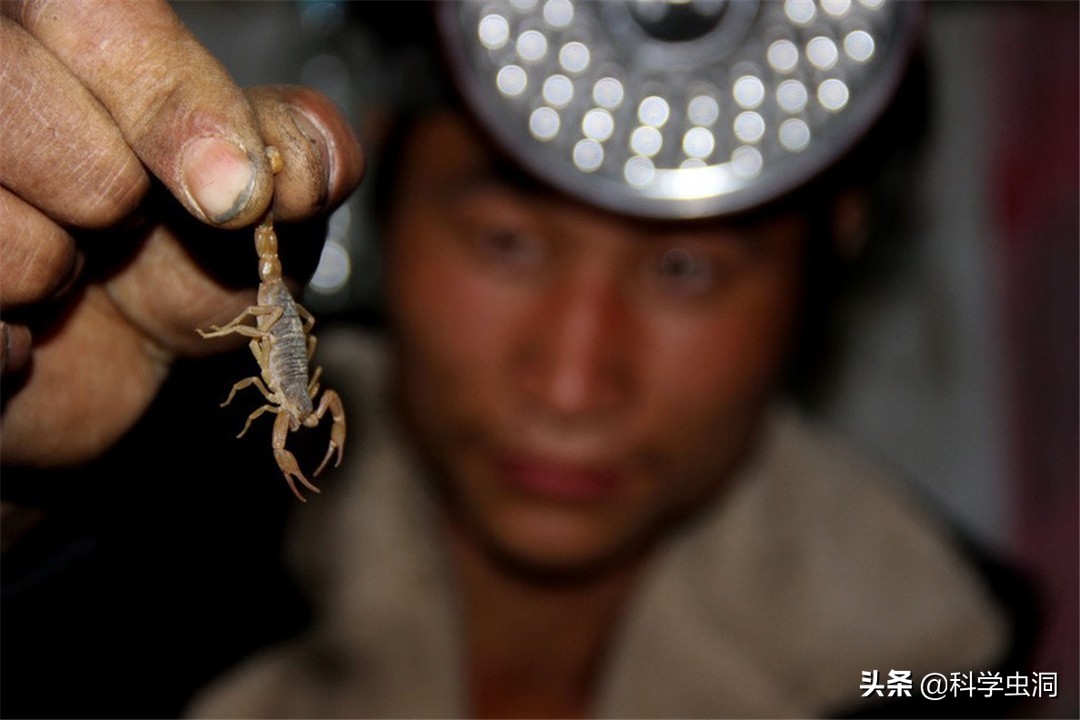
[248,85,362,222]
[291,108,363,208]
[279,88,364,207]
[0,186,81,306]
[179,136,274,227]
[1,323,32,375]
[278,105,332,216]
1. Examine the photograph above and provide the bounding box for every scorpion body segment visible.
[258,269,314,417]
[197,147,346,502]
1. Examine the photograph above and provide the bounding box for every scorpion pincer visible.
[197,147,345,502]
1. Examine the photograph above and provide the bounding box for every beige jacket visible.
[189,329,1007,718]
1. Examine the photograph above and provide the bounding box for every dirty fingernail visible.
[288,107,332,189]
[181,137,257,223]
[288,107,330,168]
[0,322,32,375]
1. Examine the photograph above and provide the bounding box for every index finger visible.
[4,0,274,228]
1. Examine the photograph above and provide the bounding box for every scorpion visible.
[197,147,345,502]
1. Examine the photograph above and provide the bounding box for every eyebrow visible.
[448,149,556,201]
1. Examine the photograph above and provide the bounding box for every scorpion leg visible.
[307,364,322,396]
[312,388,347,477]
[297,303,317,334]
[197,306,258,337]
[237,403,277,439]
[198,306,282,339]
[272,411,321,502]
[198,323,264,341]
[221,375,275,408]
[246,337,278,391]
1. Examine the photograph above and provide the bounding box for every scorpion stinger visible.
[197,146,346,502]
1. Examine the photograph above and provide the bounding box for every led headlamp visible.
[436,0,922,219]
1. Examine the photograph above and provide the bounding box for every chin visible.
[468,501,656,582]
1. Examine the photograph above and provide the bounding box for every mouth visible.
[496,454,625,504]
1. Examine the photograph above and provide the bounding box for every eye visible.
[659,248,699,280]
[652,246,715,296]
[474,226,545,270]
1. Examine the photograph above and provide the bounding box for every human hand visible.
[0,0,364,466]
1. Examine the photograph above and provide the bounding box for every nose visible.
[517,267,633,422]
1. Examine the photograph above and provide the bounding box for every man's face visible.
[384,112,808,575]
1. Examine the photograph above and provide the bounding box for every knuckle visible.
[0,231,75,306]
[10,0,57,25]
[0,129,149,229]
[110,33,252,160]
[120,56,190,149]
[1,0,36,25]
[76,144,150,223]
[0,18,149,227]
[69,146,150,227]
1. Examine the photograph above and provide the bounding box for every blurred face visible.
[384,112,808,576]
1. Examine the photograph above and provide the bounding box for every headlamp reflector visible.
[438,0,921,218]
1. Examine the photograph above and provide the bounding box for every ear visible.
[830,188,871,262]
